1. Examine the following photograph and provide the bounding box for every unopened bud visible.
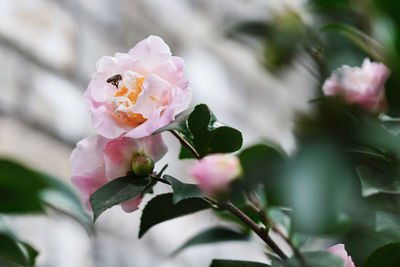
[131,151,155,177]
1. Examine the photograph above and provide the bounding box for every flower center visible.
[111,74,147,127]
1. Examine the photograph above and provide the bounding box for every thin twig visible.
[150,175,170,185]
[219,201,288,260]
[247,193,306,266]
[169,130,200,159]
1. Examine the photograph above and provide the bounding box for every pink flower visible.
[189,154,242,196]
[84,35,191,139]
[323,58,390,113]
[70,134,167,213]
[326,244,356,267]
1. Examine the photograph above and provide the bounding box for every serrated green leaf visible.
[139,193,210,238]
[90,176,151,222]
[172,226,249,255]
[284,251,344,267]
[163,175,205,204]
[210,259,270,267]
[357,165,400,197]
[365,242,400,267]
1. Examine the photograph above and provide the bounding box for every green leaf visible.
[365,243,400,267]
[0,159,48,213]
[321,23,385,62]
[139,193,210,238]
[153,108,193,137]
[90,176,151,222]
[380,115,400,136]
[376,211,400,239]
[357,165,400,197]
[0,218,38,267]
[38,172,93,233]
[154,104,242,158]
[210,259,270,267]
[284,251,344,267]
[282,142,355,234]
[236,143,286,198]
[163,175,205,204]
[188,104,242,157]
[172,226,249,255]
[0,159,92,232]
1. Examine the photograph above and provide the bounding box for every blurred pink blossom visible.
[84,35,191,139]
[323,58,390,113]
[70,134,167,213]
[326,244,356,267]
[189,154,242,196]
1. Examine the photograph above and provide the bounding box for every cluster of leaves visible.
[0,159,91,266]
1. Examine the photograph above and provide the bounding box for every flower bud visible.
[131,151,155,177]
[189,154,242,196]
[322,58,390,113]
[326,244,355,267]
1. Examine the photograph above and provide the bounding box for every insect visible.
[106,74,122,88]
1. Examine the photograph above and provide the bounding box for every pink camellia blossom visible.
[322,58,390,113]
[189,154,242,196]
[326,244,356,267]
[70,134,167,213]
[84,35,191,139]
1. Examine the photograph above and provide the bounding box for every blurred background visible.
[0,0,316,266]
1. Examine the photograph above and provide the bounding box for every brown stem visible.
[169,130,200,159]
[247,193,305,266]
[219,201,288,260]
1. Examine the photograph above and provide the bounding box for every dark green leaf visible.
[179,145,196,159]
[365,243,400,267]
[0,218,38,267]
[357,165,400,197]
[210,259,270,267]
[236,143,286,195]
[19,242,38,267]
[284,251,344,267]
[0,159,48,213]
[163,175,205,204]
[172,226,249,255]
[187,104,242,157]
[227,21,272,38]
[0,233,30,266]
[90,176,151,222]
[139,193,210,238]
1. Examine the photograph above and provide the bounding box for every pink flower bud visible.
[326,244,356,267]
[84,35,191,139]
[323,58,390,113]
[189,154,242,196]
[69,134,167,213]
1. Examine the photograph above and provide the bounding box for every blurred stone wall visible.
[0,0,314,266]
